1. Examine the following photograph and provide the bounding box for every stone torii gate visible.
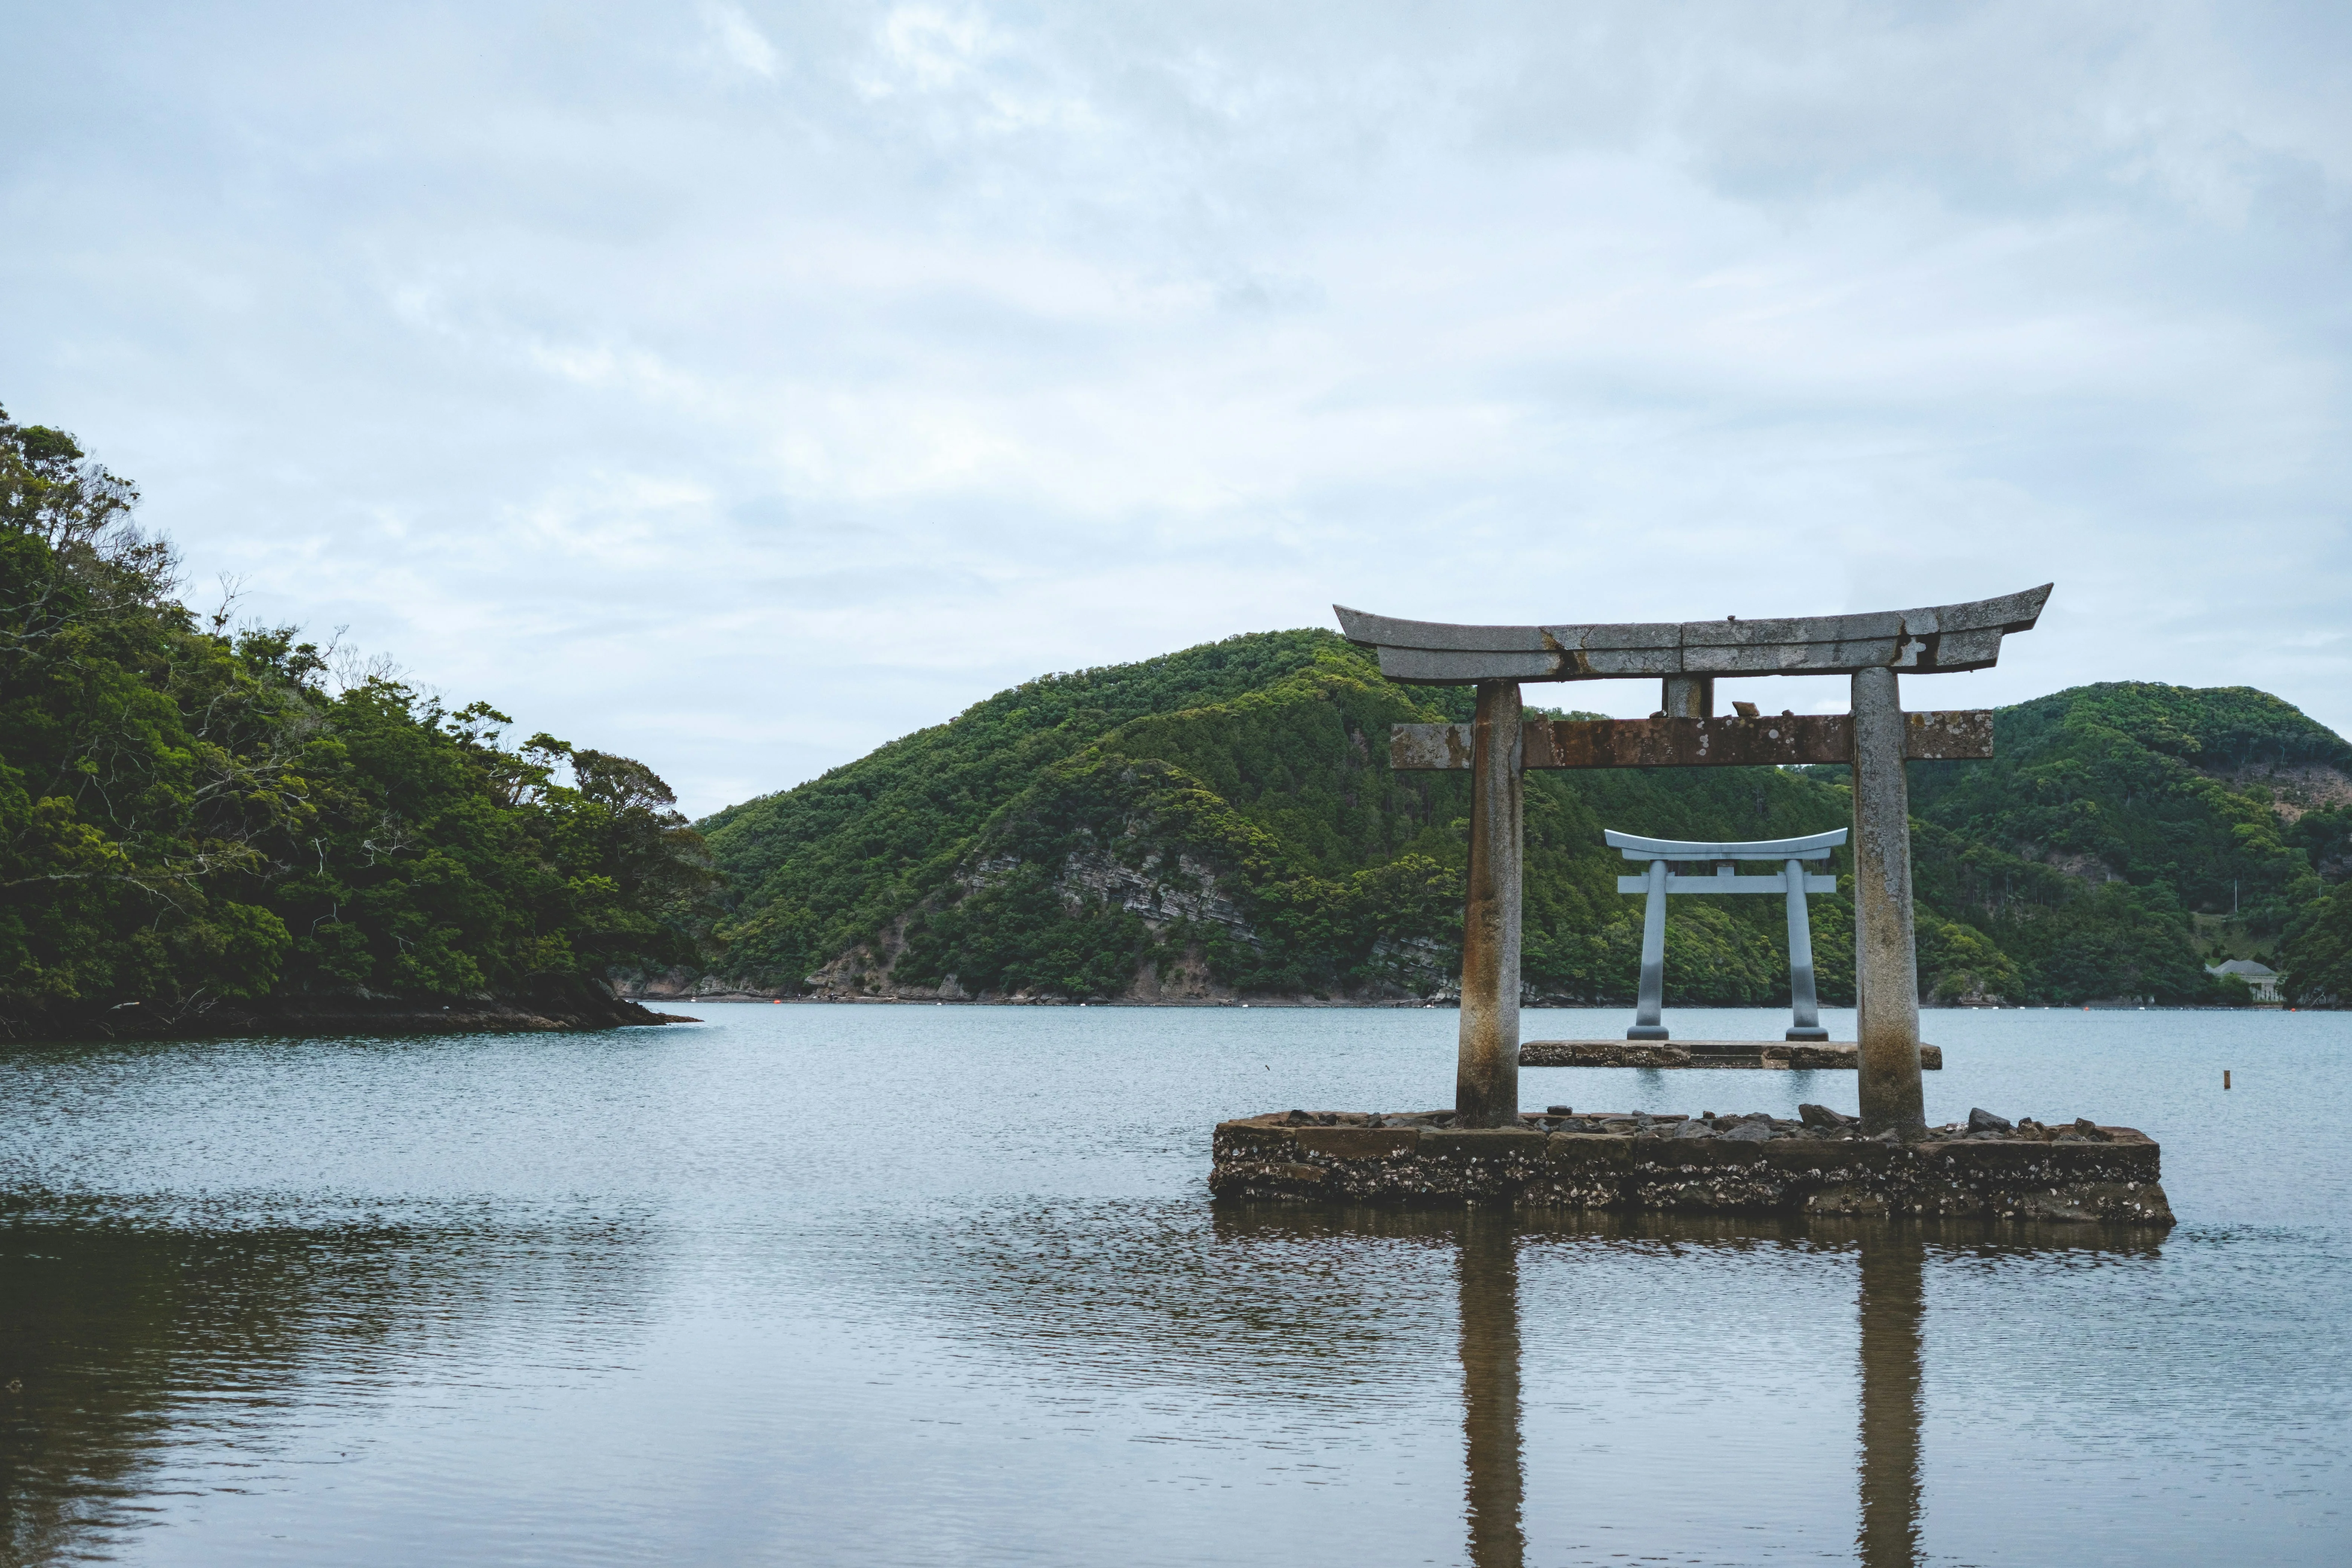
[1342,584,2049,1139]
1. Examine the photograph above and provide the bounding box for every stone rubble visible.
[1303,1103,2123,1145]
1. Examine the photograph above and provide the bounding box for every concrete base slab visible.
[1521,1040,1943,1069]
[1209,1110,2168,1223]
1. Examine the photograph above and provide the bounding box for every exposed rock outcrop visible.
[778,836,1446,1005]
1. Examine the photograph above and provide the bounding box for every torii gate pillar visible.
[1851,667,1925,1138]
[1456,680,1523,1127]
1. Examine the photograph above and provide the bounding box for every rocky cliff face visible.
[792,838,1446,1004]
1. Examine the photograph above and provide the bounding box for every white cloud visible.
[874,5,991,93]
[703,2,780,79]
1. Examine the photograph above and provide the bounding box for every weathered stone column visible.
[1457,680,1523,1127]
[1661,674,1714,719]
[1851,666,1925,1138]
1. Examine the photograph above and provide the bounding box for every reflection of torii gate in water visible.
[1339,585,2050,1139]
[1455,1220,1928,1568]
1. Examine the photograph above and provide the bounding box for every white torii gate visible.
[1605,827,1846,1043]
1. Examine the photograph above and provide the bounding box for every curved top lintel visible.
[1332,584,2051,683]
[1604,827,1848,861]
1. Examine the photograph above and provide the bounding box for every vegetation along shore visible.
[1,406,715,1039]
[7,403,2350,1036]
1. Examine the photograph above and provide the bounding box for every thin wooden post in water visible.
[1851,667,1925,1138]
[1457,680,1523,1127]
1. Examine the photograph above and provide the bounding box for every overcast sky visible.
[6,2,2347,816]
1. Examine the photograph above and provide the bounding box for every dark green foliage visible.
[2288,805,2352,883]
[1879,682,2345,1003]
[1912,904,2018,1003]
[892,863,1160,1000]
[1905,682,2335,922]
[758,654,1485,998]
[0,406,716,1032]
[701,630,1369,983]
[2282,892,2352,1005]
[2208,969,2256,1006]
[711,648,2352,1006]
[706,635,1863,1001]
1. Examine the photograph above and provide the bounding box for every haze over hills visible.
[694,631,2352,1009]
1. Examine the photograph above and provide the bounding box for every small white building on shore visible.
[2207,958,2284,1004]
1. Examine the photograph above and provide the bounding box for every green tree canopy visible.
[0,404,718,1035]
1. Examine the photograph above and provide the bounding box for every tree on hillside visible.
[0,404,718,1033]
[2283,892,2352,1006]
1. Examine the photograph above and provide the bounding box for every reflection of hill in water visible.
[0,1207,661,1564]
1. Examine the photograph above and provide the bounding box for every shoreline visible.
[625,992,2296,1013]
[2,988,698,1044]
[2,992,2300,1045]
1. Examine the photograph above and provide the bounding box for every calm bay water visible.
[3,1005,2347,1566]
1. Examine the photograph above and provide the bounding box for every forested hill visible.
[1,406,718,1039]
[699,633,2352,1007]
[1900,683,2350,1001]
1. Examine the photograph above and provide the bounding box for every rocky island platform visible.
[1210,1105,2171,1224]
[1521,1041,1943,1069]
